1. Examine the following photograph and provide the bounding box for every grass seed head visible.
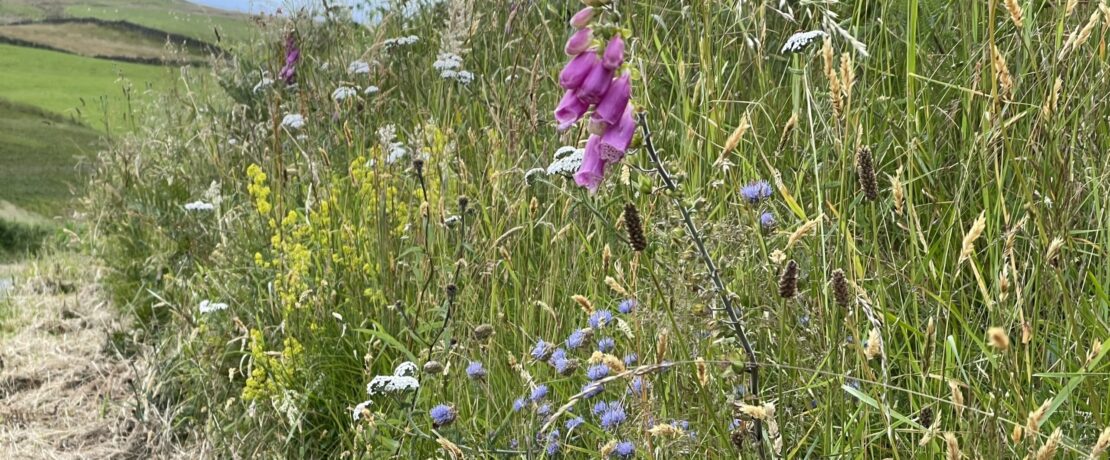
[778,260,799,298]
[987,327,1010,351]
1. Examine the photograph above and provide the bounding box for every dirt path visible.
[0,257,142,459]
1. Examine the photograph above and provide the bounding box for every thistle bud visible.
[856,146,878,201]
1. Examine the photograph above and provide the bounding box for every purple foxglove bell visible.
[577,62,613,105]
[599,105,635,162]
[555,90,589,131]
[559,52,598,90]
[574,135,606,192]
[601,35,624,70]
[592,73,630,127]
[279,34,300,85]
[565,28,592,56]
[570,7,595,29]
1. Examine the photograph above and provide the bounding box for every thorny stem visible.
[636,112,765,458]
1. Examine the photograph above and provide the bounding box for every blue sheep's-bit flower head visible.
[741,180,773,204]
[613,440,635,458]
[582,382,604,399]
[627,375,649,396]
[565,416,585,430]
[760,211,776,229]
[429,404,456,427]
[597,337,616,352]
[512,398,526,412]
[617,298,637,314]
[530,384,549,402]
[592,400,609,415]
[622,353,638,366]
[588,309,613,329]
[599,401,626,429]
[567,328,591,349]
[536,403,552,417]
[531,339,553,360]
[465,361,486,380]
[587,363,610,381]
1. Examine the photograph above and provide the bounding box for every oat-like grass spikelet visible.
[991,45,1014,97]
[987,327,1010,351]
[1090,426,1110,458]
[1005,0,1024,27]
[572,294,593,314]
[1027,399,1052,435]
[948,380,965,417]
[1036,428,1062,460]
[958,211,987,265]
[945,432,961,460]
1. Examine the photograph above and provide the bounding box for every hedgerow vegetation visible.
[89,0,1110,458]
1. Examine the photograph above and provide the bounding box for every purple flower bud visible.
[577,60,613,105]
[565,28,592,56]
[593,73,631,127]
[570,7,595,29]
[555,90,589,131]
[602,35,625,70]
[559,52,598,91]
[279,34,301,85]
[599,105,635,162]
[574,135,606,192]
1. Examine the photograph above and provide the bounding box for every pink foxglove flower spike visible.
[559,52,598,90]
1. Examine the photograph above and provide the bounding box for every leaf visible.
[353,322,417,362]
[842,384,923,430]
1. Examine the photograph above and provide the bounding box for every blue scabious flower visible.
[587,364,610,381]
[582,382,604,398]
[592,400,609,415]
[466,361,486,380]
[613,440,635,458]
[599,401,626,429]
[627,375,648,396]
[536,403,552,417]
[741,180,773,204]
[530,385,550,402]
[622,353,638,366]
[512,398,526,412]
[553,356,577,375]
[429,404,456,427]
[760,211,776,229]
[531,339,553,361]
[567,328,590,350]
[597,337,616,352]
[565,416,585,430]
[550,348,567,362]
[543,430,561,455]
[589,310,613,329]
[617,299,637,314]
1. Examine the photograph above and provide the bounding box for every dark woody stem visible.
[636,111,765,459]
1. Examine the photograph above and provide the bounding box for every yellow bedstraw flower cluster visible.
[242,329,304,403]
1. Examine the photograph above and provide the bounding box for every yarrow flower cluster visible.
[347,59,371,75]
[281,113,306,130]
[184,200,215,211]
[554,3,636,192]
[366,362,420,395]
[383,35,420,48]
[331,86,357,102]
[198,299,228,313]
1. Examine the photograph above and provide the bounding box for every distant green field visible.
[0,21,210,61]
[0,0,254,44]
[0,99,101,217]
[0,43,177,133]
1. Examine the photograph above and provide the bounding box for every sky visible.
[186,0,380,22]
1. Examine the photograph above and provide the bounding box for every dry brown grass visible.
[0,257,142,458]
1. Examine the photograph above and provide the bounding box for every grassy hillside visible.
[0,0,254,43]
[0,43,177,133]
[0,99,101,216]
[0,21,211,62]
[87,0,1110,458]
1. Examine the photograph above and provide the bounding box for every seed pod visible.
[473,324,494,340]
[779,260,799,298]
[457,195,470,213]
[831,269,851,307]
[856,146,879,201]
[423,360,444,374]
[623,203,647,251]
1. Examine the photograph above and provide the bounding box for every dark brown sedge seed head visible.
[779,260,799,298]
[856,146,879,201]
[831,269,851,308]
[623,203,647,252]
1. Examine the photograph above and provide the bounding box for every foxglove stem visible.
[636,112,765,459]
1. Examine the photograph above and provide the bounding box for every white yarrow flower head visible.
[364,85,380,95]
[199,300,228,314]
[366,362,421,395]
[332,86,357,102]
[781,30,827,53]
[383,35,420,48]
[433,52,462,71]
[348,60,371,75]
[547,146,585,177]
[386,143,408,164]
[281,113,306,130]
[184,200,215,211]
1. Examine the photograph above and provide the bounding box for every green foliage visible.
[88,1,1110,458]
